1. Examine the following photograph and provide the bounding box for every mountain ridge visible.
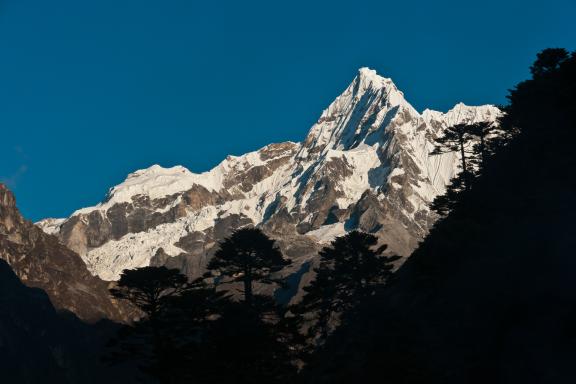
[37,68,500,284]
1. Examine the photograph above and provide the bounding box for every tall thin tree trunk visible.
[151,313,170,384]
[459,132,469,191]
[480,132,486,170]
[318,301,331,344]
[244,269,253,307]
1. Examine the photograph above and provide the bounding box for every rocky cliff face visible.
[38,68,500,284]
[0,183,130,322]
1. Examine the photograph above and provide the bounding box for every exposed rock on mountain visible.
[0,183,130,322]
[38,68,499,283]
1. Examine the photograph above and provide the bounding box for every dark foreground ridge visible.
[301,48,576,384]
[0,259,135,383]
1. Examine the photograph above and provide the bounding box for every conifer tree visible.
[294,231,399,345]
[204,300,297,384]
[430,120,508,215]
[529,48,570,78]
[430,123,476,191]
[110,266,190,320]
[108,267,190,383]
[469,121,493,171]
[109,266,227,384]
[207,227,290,307]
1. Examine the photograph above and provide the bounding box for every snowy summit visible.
[38,68,500,281]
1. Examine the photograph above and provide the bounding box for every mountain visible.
[0,183,130,322]
[38,68,499,286]
[0,258,140,383]
[298,51,576,384]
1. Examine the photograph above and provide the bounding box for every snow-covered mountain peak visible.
[73,164,220,216]
[354,67,407,102]
[35,217,65,235]
[129,164,190,178]
[423,103,500,128]
[38,68,501,282]
[302,67,417,154]
[109,164,204,200]
[421,108,442,120]
[357,67,392,87]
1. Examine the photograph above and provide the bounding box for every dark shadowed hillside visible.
[301,49,576,384]
[0,259,138,383]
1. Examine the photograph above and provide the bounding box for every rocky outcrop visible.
[0,183,130,322]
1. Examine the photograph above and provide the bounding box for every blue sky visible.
[1,0,575,221]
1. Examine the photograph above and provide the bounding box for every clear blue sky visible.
[1,0,575,221]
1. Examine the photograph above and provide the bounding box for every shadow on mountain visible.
[0,260,137,384]
[300,49,576,384]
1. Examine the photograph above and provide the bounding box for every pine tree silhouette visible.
[294,231,399,346]
[110,266,190,320]
[202,300,297,384]
[430,120,512,215]
[207,227,290,307]
[430,123,476,191]
[529,48,570,78]
[108,266,228,383]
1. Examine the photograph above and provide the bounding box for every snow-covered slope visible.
[38,68,500,281]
